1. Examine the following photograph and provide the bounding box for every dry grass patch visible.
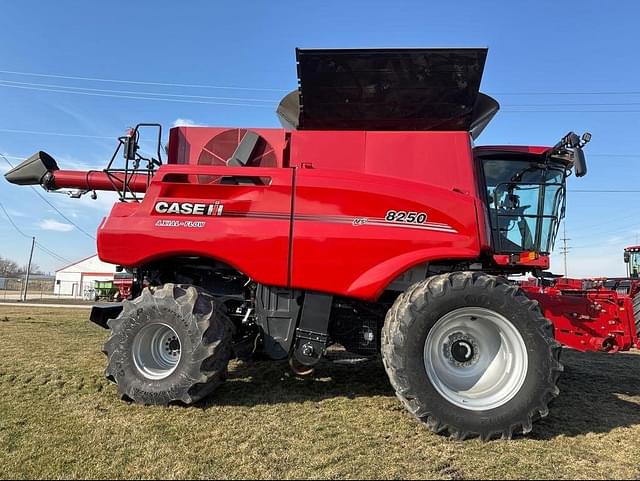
[1,306,639,479]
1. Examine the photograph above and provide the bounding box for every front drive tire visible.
[382,272,563,440]
[103,283,235,405]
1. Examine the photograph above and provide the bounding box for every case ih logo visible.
[154,201,224,216]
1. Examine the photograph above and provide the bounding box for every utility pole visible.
[22,236,35,302]
[559,222,570,277]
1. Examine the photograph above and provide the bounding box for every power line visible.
[0,69,290,92]
[570,236,640,250]
[505,102,640,107]
[0,204,69,264]
[502,109,640,113]
[10,78,640,108]
[4,80,640,112]
[34,241,70,265]
[492,90,640,96]
[0,127,114,139]
[589,154,639,158]
[558,221,570,277]
[0,79,278,103]
[569,189,640,193]
[4,68,640,97]
[0,199,30,238]
[0,200,71,264]
[0,82,275,108]
[27,188,96,240]
[0,154,96,240]
[568,211,639,234]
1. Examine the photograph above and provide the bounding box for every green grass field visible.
[1,305,639,479]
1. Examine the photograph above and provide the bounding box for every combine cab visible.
[621,246,640,336]
[624,246,640,280]
[6,48,597,440]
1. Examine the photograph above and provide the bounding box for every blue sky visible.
[0,0,639,276]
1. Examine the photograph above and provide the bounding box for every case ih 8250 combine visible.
[6,48,636,440]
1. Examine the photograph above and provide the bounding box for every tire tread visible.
[381,271,563,441]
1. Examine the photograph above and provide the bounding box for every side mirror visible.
[123,134,138,161]
[624,252,630,263]
[571,147,587,177]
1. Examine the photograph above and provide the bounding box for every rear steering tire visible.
[382,272,563,440]
[102,283,235,405]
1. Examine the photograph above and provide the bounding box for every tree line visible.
[0,255,42,277]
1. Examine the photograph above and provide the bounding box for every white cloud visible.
[173,118,201,128]
[39,219,74,232]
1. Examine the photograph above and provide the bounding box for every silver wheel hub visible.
[443,333,480,368]
[424,307,528,411]
[132,323,182,380]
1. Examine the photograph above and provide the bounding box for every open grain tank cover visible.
[276,48,499,138]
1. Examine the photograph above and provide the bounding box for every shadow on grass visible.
[533,349,640,439]
[196,356,394,409]
[196,348,640,439]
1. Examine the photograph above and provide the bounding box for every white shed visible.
[54,255,117,297]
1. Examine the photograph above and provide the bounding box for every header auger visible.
[5,48,602,441]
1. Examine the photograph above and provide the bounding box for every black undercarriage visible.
[90,254,553,369]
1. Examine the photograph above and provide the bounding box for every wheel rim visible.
[424,307,528,411]
[132,323,182,380]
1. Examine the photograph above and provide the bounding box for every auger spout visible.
[4,151,149,193]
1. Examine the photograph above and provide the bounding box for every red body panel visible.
[292,168,480,299]
[98,165,294,287]
[41,125,558,302]
[289,131,478,191]
[96,128,494,300]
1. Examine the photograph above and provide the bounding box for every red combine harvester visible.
[6,48,601,440]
